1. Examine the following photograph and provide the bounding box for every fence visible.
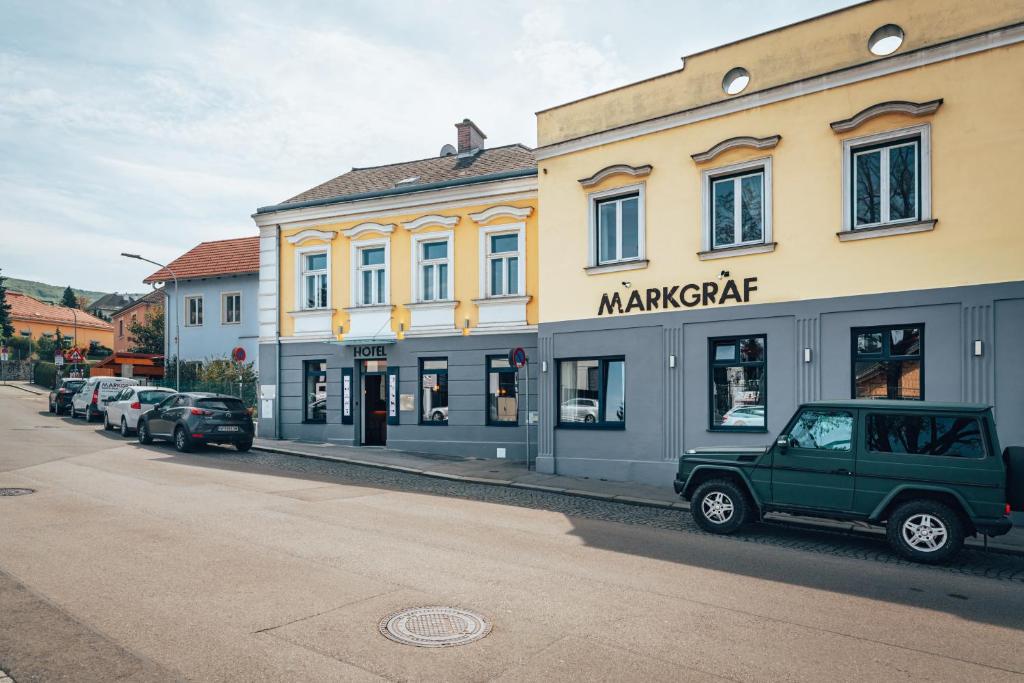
[150,377,259,409]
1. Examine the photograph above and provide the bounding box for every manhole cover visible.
[379,606,491,648]
[0,488,35,496]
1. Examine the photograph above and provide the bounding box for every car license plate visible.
[218,426,240,432]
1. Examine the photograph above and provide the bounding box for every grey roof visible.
[278,144,536,207]
[87,292,133,312]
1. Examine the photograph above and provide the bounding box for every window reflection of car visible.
[308,398,326,419]
[721,405,765,427]
[561,398,599,423]
[424,406,448,422]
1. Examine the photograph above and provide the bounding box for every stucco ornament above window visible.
[401,214,460,232]
[342,221,396,238]
[830,99,943,133]
[285,229,337,246]
[577,164,653,189]
[468,205,534,224]
[691,135,781,163]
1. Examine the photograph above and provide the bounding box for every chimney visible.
[455,119,486,156]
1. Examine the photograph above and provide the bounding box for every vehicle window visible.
[196,398,246,411]
[787,410,854,451]
[138,390,170,404]
[64,380,85,391]
[865,414,985,458]
[155,396,177,411]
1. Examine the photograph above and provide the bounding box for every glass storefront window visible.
[710,336,766,430]
[420,358,448,424]
[304,360,327,423]
[487,356,518,425]
[852,325,923,400]
[557,358,625,427]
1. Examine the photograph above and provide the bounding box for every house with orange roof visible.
[142,236,260,369]
[7,291,114,351]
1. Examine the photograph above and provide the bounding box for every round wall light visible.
[722,67,750,95]
[868,24,905,56]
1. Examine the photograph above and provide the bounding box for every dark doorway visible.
[363,372,387,446]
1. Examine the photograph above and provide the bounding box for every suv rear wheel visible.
[691,479,751,534]
[886,500,965,564]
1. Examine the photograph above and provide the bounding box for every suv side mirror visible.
[776,435,789,453]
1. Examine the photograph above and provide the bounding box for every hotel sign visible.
[598,277,758,316]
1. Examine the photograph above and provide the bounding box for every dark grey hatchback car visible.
[137,392,254,453]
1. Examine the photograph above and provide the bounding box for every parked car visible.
[137,392,254,453]
[721,405,765,428]
[424,405,448,422]
[560,398,599,423]
[70,377,139,422]
[48,378,86,415]
[675,400,1022,563]
[103,386,176,436]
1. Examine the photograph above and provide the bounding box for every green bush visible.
[33,361,91,389]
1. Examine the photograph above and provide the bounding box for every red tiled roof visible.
[7,291,113,330]
[144,236,259,284]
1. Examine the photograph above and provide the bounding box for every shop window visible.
[865,414,984,458]
[185,295,203,326]
[420,358,448,424]
[852,325,923,400]
[417,238,450,302]
[304,360,327,423]
[301,252,329,309]
[486,356,518,425]
[557,357,625,428]
[222,292,241,324]
[710,336,766,430]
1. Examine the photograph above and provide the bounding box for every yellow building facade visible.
[531,0,1024,484]
[255,122,540,457]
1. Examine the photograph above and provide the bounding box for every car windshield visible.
[138,390,172,404]
[196,398,246,412]
[63,381,85,391]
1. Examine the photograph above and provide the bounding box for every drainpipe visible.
[274,224,282,440]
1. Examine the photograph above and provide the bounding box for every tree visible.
[61,286,79,309]
[35,328,62,359]
[127,308,165,354]
[0,269,13,340]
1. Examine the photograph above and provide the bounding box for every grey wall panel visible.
[994,298,1024,448]
[962,304,993,405]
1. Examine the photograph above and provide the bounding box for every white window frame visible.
[701,157,773,253]
[478,222,526,299]
[221,291,242,325]
[588,183,646,267]
[184,295,203,327]
[410,231,454,303]
[295,246,330,311]
[350,238,391,307]
[842,123,931,233]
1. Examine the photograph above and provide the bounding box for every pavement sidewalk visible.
[253,437,1024,556]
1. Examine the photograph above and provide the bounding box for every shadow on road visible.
[101,439,1024,632]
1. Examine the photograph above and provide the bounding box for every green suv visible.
[675,400,1023,563]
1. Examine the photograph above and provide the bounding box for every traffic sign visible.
[67,348,84,363]
[1,347,8,362]
[54,354,64,366]
[508,347,528,368]
[231,346,246,363]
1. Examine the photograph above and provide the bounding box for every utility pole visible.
[122,253,180,391]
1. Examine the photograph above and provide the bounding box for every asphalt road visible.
[1,384,1023,682]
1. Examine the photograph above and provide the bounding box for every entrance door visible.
[362,368,387,446]
[770,408,857,511]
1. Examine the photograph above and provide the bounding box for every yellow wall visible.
[537,0,1024,146]
[12,318,114,349]
[537,43,1024,322]
[278,198,538,338]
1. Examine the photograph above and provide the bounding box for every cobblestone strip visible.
[233,448,1024,581]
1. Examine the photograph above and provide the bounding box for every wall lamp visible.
[803,348,813,363]
[973,339,984,357]
[669,354,677,368]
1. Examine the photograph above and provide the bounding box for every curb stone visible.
[252,442,1024,558]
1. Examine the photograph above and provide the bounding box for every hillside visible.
[3,277,143,308]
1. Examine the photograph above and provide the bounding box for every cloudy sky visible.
[1,0,850,293]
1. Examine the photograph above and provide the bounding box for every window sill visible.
[287,308,335,317]
[837,219,936,241]
[404,300,458,310]
[472,295,531,305]
[584,260,649,275]
[556,423,626,431]
[698,242,776,260]
[707,427,768,433]
[343,304,394,312]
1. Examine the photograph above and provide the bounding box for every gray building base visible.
[259,332,538,461]
[536,281,1024,488]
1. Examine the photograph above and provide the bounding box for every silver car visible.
[104,386,176,436]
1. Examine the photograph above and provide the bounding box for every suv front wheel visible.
[886,500,965,564]
[691,479,751,534]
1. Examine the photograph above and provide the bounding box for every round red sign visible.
[231,346,246,363]
[508,347,528,368]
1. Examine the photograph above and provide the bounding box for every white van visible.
[71,376,140,422]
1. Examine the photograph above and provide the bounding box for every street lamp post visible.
[121,253,180,391]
